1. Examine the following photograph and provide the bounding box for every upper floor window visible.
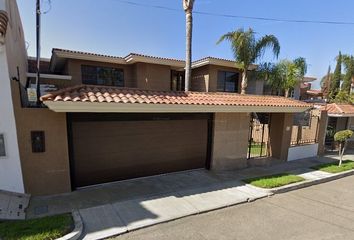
[81,65,124,87]
[217,71,239,92]
[171,71,185,91]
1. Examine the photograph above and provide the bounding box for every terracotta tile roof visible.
[323,103,354,115]
[40,85,310,108]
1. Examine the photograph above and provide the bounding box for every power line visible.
[110,0,354,26]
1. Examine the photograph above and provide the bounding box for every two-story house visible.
[1,0,316,196]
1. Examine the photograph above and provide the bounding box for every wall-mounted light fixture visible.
[0,10,9,45]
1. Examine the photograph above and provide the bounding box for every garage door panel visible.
[72,118,208,187]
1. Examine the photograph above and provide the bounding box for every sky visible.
[17,0,354,89]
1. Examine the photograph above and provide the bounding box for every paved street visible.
[112,175,354,240]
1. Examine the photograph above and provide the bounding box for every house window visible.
[0,134,6,157]
[171,71,185,91]
[217,71,239,92]
[81,65,124,87]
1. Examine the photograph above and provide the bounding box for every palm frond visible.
[294,57,307,77]
[254,35,280,61]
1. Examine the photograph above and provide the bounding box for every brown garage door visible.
[70,114,210,188]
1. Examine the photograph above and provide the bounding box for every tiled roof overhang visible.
[322,103,354,117]
[40,85,312,113]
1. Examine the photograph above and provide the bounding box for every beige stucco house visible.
[0,0,328,196]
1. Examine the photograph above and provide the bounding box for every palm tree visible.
[183,0,194,92]
[217,28,280,94]
[276,57,308,98]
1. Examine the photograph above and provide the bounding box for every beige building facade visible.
[0,0,320,197]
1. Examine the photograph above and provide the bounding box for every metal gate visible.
[248,113,270,159]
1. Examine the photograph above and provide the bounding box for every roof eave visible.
[50,50,127,71]
[192,58,257,70]
[328,113,354,117]
[43,101,310,113]
[124,54,185,68]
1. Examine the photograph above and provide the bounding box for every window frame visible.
[81,65,124,87]
[217,70,239,93]
[170,71,185,91]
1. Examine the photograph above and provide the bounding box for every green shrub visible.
[334,130,353,143]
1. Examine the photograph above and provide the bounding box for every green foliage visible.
[294,57,307,77]
[0,214,73,240]
[261,57,307,96]
[334,130,354,143]
[257,62,282,94]
[330,52,342,100]
[217,28,280,76]
[342,55,354,94]
[311,160,354,173]
[321,72,333,88]
[334,91,354,104]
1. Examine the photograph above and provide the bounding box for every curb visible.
[268,169,354,194]
[56,210,83,240]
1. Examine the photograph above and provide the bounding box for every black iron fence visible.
[248,113,270,159]
[290,110,320,147]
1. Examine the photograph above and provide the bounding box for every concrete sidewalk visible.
[0,190,30,220]
[26,153,353,239]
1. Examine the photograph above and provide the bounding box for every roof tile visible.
[40,85,311,109]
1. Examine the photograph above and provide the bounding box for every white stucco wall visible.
[0,0,24,193]
[287,143,319,161]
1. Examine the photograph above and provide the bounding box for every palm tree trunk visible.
[241,70,247,94]
[285,89,290,98]
[184,9,193,92]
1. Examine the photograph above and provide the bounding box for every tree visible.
[217,28,280,94]
[330,51,342,100]
[334,130,353,166]
[342,54,354,94]
[183,0,194,92]
[334,90,354,104]
[321,66,332,99]
[257,62,282,95]
[271,57,307,97]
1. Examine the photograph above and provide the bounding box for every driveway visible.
[112,175,354,240]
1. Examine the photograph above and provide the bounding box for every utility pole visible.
[35,0,41,106]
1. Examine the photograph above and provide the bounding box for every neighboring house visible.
[303,89,323,101]
[322,103,354,149]
[263,76,319,99]
[1,0,327,196]
[0,0,25,193]
[297,77,318,100]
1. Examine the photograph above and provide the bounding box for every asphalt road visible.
[112,175,354,240]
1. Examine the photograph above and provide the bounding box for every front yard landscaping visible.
[311,160,354,173]
[244,173,305,189]
[0,214,73,240]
